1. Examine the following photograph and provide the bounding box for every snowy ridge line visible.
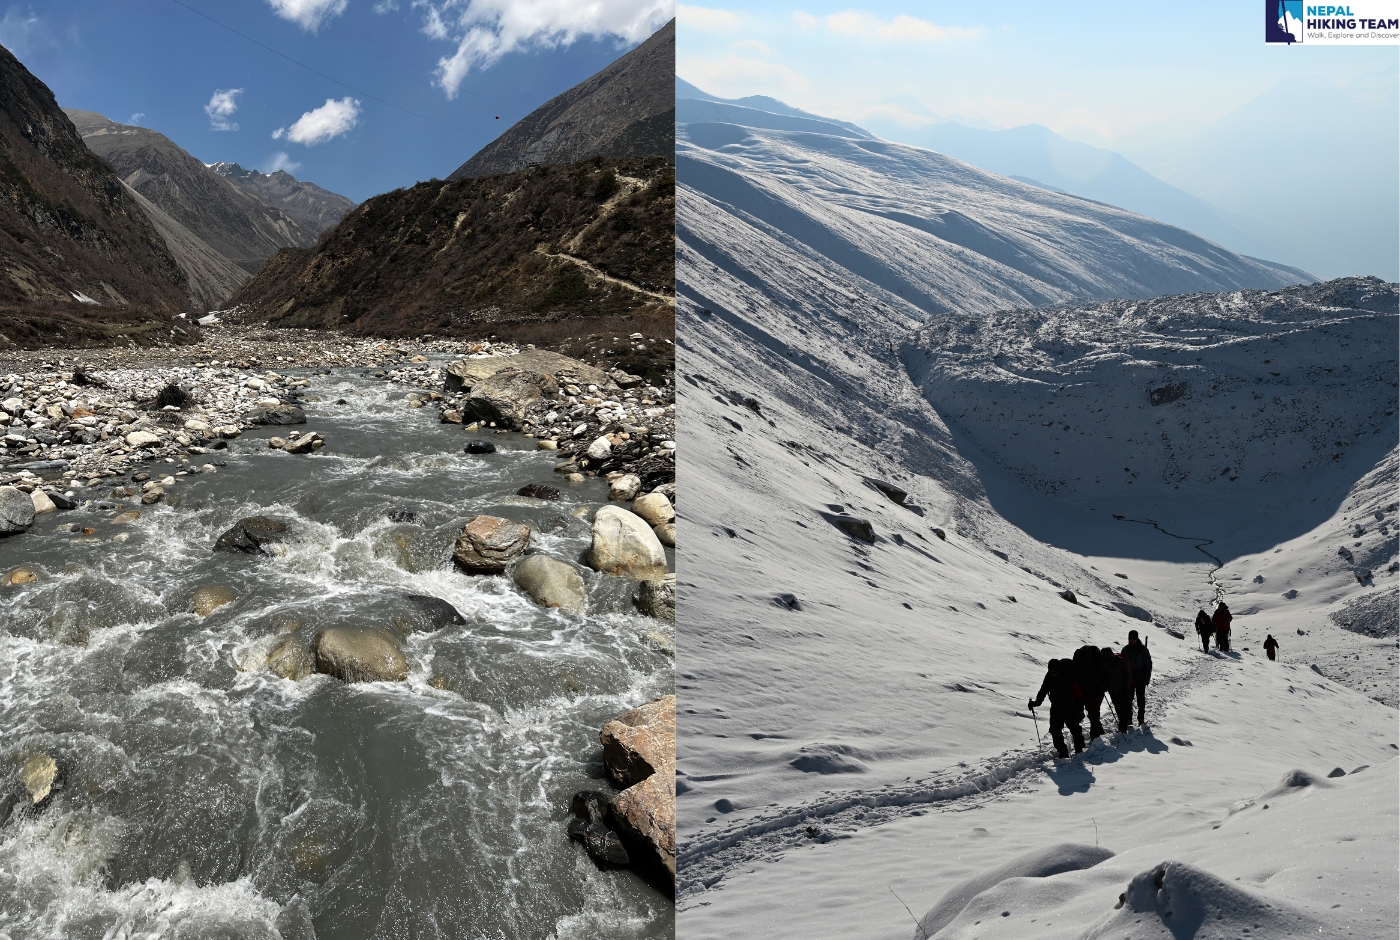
[677,657,1221,898]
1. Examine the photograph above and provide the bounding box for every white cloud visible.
[795,10,982,42]
[676,54,810,100]
[276,97,362,145]
[129,111,146,125]
[373,0,399,11]
[264,151,303,174]
[677,4,739,33]
[265,0,347,31]
[204,89,242,132]
[422,0,675,99]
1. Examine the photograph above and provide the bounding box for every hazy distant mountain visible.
[676,78,874,138]
[0,46,186,312]
[65,109,321,274]
[857,117,1294,266]
[1116,67,1399,281]
[208,162,355,234]
[448,19,674,180]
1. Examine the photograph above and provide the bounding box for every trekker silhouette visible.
[1072,644,1109,740]
[1101,647,1134,733]
[1264,634,1279,661]
[1194,609,1213,654]
[1212,602,1233,652]
[1121,630,1152,727]
[1029,658,1086,759]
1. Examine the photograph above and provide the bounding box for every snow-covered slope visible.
[675,108,1397,939]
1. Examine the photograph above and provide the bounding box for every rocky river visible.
[0,355,675,939]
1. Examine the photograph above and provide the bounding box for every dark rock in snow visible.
[1112,601,1152,622]
[824,513,875,543]
[1148,383,1188,406]
[776,593,802,610]
[864,477,907,505]
[213,516,288,554]
[932,527,947,540]
[1058,589,1078,604]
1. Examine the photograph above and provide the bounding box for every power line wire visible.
[167,0,492,139]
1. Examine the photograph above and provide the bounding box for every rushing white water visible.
[0,366,674,939]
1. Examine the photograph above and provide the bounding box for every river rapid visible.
[0,365,675,940]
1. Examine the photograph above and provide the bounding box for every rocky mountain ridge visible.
[208,161,355,234]
[448,19,674,180]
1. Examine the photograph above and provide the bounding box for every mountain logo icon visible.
[1266,0,1304,43]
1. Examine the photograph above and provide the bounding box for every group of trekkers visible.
[1194,601,1281,660]
[1028,629,1153,760]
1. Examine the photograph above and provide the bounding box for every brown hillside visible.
[0,44,187,312]
[229,156,674,338]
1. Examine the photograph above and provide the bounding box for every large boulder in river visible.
[444,349,614,393]
[0,486,36,536]
[601,695,676,886]
[632,575,675,622]
[463,370,558,429]
[266,634,316,680]
[214,516,288,554]
[588,506,668,579]
[631,493,674,527]
[512,555,586,614]
[314,627,408,683]
[191,585,236,617]
[249,405,306,425]
[452,515,531,574]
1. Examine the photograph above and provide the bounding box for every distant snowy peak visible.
[678,123,1311,329]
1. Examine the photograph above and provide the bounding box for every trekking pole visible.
[1029,703,1042,746]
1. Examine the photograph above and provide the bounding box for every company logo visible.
[1266,2,1400,43]
[1266,0,1304,42]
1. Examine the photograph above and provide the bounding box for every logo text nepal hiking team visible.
[1266,1,1400,43]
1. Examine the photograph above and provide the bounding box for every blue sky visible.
[1,0,673,203]
[676,1,1398,147]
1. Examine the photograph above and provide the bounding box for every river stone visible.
[214,516,289,554]
[511,555,586,614]
[315,627,409,683]
[283,432,324,454]
[112,510,141,524]
[452,515,531,574]
[464,370,559,429]
[192,585,236,617]
[516,483,561,500]
[601,695,676,886]
[30,489,56,514]
[403,593,468,628]
[3,566,38,587]
[266,634,315,681]
[654,522,675,547]
[632,574,675,623]
[587,506,668,579]
[0,486,36,535]
[567,790,629,866]
[125,430,161,447]
[464,440,497,454]
[609,474,642,501]
[250,405,306,425]
[632,493,674,527]
[20,754,58,803]
[586,436,612,461]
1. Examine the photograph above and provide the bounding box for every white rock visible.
[587,436,613,461]
[125,430,161,447]
[30,489,56,514]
